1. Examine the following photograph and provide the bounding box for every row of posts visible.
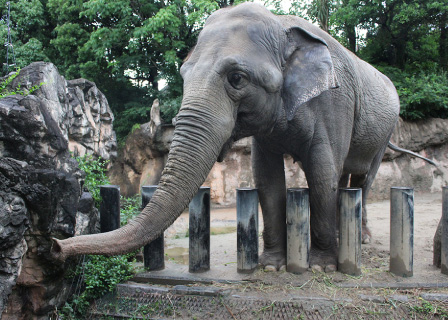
[100,185,448,276]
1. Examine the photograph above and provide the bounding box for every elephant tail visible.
[387,142,437,166]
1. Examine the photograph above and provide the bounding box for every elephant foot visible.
[259,249,286,271]
[310,246,337,272]
[362,225,372,244]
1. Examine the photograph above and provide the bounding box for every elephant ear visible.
[282,27,339,121]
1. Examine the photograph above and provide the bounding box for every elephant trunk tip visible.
[50,238,67,262]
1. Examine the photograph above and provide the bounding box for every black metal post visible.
[142,185,165,271]
[100,185,120,232]
[237,188,259,273]
[286,188,310,274]
[338,188,362,276]
[390,187,414,277]
[189,187,211,273]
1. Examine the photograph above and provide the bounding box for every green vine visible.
[0,69,44,98]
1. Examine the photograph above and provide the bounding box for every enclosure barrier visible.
[142,186,165,271]
[286,188,310,274]
[390,187,414,277]
[189,187,211,273]
[441,187,448,274]
[236,188,259,273]
[98,185,446,277]
[338,188,362,276]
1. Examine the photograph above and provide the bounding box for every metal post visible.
[237,188,259,273]
[338,188,362,276]
[189,187,211,273]
[100,185,120,232]
[286,188,310,274]
[441,187,448,274]
[142,185,165,271]
[390,187,414,277]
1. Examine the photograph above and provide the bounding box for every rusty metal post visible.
[390,187,414,277]
[286,188,310,274]
[338,188,362,276]
[189,187,211,273]
[237,188,259,273]
[142,185,165,271]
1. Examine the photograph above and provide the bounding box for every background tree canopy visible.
[1,0,447,142]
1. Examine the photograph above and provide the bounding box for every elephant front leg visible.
[252,139,287,271]
[305,160,340,272]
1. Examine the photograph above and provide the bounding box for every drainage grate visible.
[89,289,412,319]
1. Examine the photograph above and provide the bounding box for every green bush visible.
[120,195,141,226]
[74,154,109,207]
[377,66,448,120]
[60,254,135,319]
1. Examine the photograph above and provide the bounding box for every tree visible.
[0,0,50,74]
[47,0,243,140]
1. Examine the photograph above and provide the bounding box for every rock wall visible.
[110,109,448,205]
[0,62,115,319]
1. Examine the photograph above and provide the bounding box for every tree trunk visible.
[440,12,448,71]
[346,24,356,53]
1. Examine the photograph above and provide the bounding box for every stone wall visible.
[110,108,448,205]
[0,62,116,319]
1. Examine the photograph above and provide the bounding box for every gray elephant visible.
[52,3,404,270]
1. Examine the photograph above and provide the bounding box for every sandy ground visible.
[158,191,446,287]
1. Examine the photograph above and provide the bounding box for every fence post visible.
[390,187,414,277]
[441,187,448,274]
[142,185,165,271]
[237,188,259,273]
[189,187,211,273]
[100,185,120,232]
[338,188,362,276]
[286,188,310,274]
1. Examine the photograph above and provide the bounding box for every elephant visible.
[53,3,417,271]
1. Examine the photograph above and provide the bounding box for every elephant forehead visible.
[193,21,282,67]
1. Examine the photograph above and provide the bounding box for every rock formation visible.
[0,62,115,319]
[109,105,448,204]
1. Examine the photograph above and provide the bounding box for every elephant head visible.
[51,3,338,260]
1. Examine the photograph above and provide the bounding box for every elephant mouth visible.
[217,137,235,162]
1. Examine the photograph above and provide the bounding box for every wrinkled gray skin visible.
[52,3,400,270]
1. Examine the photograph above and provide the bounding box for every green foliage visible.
[378,66,448,120]
[120,195,141,226]
[74,154,109,207]
[60,254,135,319]
[0,69,44,98]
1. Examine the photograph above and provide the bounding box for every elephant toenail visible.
[264,265,276,272]
[325,264,337,273]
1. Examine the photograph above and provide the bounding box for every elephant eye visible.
[228,71,249,89]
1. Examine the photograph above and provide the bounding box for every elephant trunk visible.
[51,98,233,261]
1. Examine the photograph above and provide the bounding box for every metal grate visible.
[89,289,412,319]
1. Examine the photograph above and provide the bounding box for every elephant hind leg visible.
[350,140,390,244]
[350,173,371,243]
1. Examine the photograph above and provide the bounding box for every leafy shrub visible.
[74,154,109,207]
[377,66,448,120]
[120,195,141,226]
[60,254,135,318]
